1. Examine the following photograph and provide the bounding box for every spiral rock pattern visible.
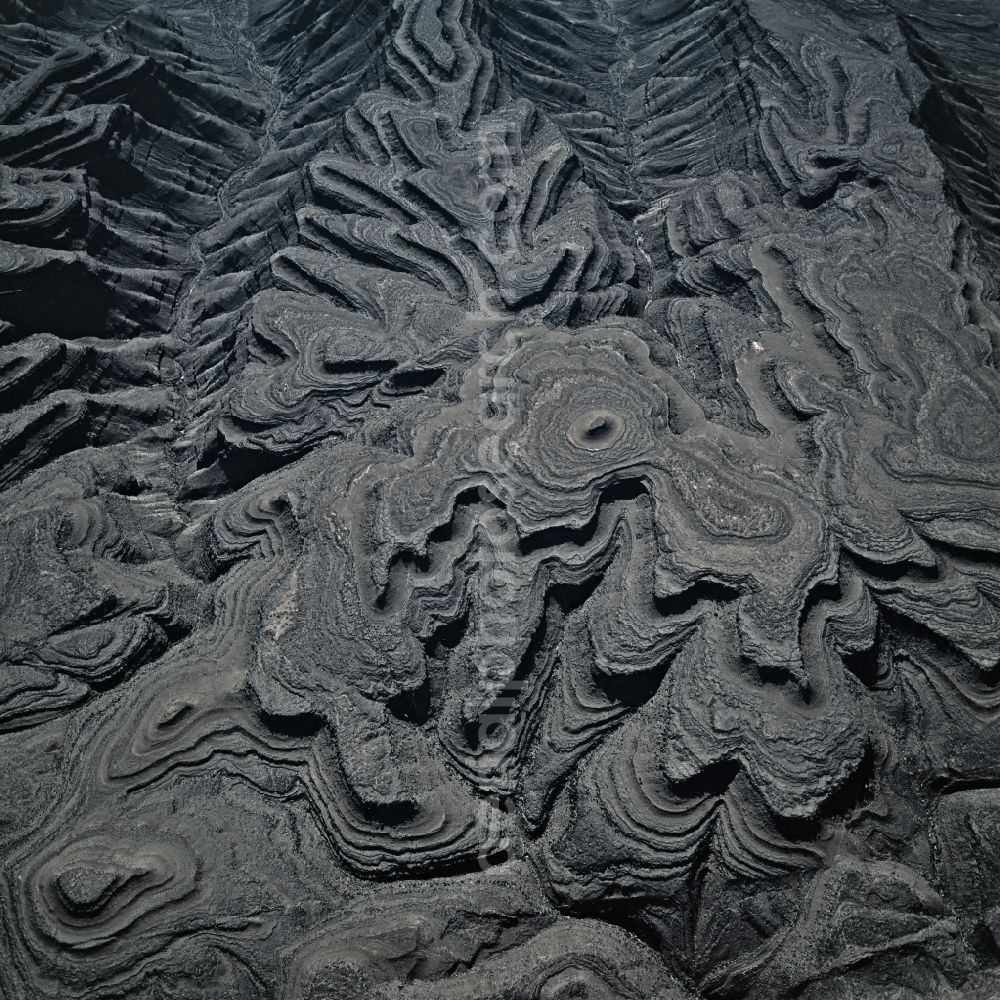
[2,0,1000,997]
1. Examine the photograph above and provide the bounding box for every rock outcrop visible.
[2,1,1000,997]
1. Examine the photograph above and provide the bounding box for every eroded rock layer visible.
[2,1,1000,997]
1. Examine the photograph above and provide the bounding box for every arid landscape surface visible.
[2,1,1000,997]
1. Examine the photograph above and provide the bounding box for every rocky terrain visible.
[2,0,1000,997]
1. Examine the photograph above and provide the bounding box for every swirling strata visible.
[2,1,1000,998]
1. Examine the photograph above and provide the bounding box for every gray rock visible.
[1,0,999,996]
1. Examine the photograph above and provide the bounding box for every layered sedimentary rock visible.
[2,1,1000,997]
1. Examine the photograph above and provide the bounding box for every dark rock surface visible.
[2,0,1000,996]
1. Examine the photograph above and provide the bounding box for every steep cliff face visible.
[2,2,1000,997]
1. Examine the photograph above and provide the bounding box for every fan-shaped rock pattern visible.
[2,0,1000,997]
